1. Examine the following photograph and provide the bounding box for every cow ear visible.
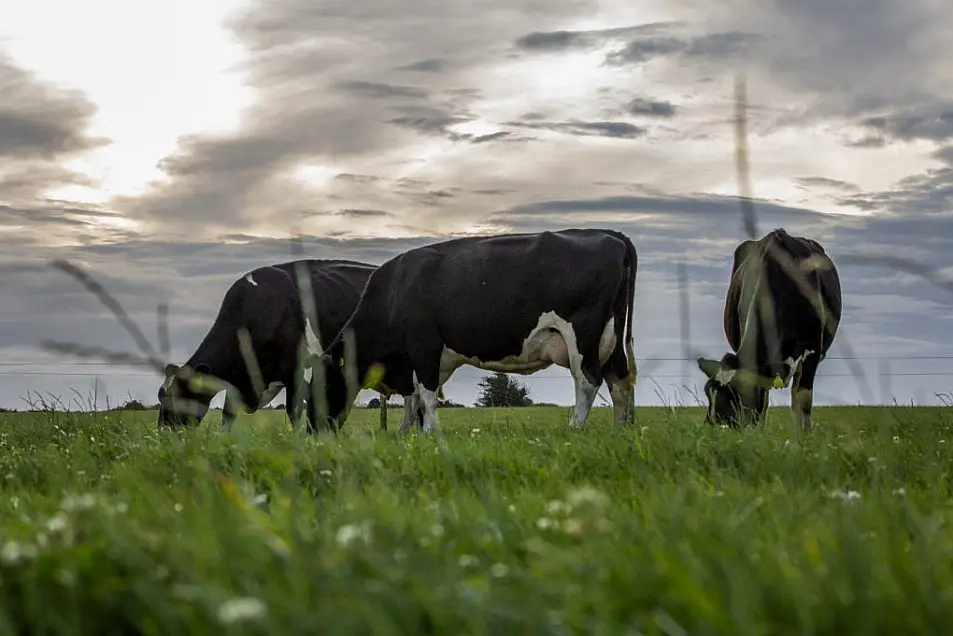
[164,363,180,379]
[697,357,721,379]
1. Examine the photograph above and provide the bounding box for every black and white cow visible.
[697,228,842,429]
[156,259,413,433]
[314,229,639,434]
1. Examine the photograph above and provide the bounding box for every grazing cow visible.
[314,228,639,434]
[156,259,413,433]
[696,228,842,429]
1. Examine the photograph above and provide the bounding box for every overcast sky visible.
[3,0,953,414]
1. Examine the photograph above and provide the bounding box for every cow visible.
[312,228,639,434]
[696,228,842,429]
[156,259,415,433]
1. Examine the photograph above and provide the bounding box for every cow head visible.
[156,362,215,428]
[316,352,388,431]
[697,354,780,427]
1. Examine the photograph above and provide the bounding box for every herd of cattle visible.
[156,227,843,435]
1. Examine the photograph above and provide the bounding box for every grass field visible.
[1,403,953,634]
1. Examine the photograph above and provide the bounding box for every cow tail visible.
[623,234,638,388]
[605,230,638,388]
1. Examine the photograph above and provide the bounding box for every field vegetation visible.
[1,404,952,634]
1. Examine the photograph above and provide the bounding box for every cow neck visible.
[187,331,253,403]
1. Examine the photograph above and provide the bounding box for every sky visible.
[3,0,953,415]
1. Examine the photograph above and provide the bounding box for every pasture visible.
[1,404,952,634]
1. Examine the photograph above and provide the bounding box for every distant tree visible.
[366,397,381,409]
[110,399,149,412]
[476,372,533,407]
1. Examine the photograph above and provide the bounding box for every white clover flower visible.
[336,522,372,547]
[46,513,69,534]
[61,493,96,513]
[1,541,37,566]
[490,563,510,578]
[567,486,609,511]
[830,490,861,502]
[217,597,267,624]
[536,517,555,530]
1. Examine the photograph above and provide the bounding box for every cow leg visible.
[284,378,304,432]
[409,359,442,434]
[602,346,637,427]
[607,379,635,426]
[398,393,421,434]
[791,355,819,430]
[221,398,239,433]
[560,322,603,430]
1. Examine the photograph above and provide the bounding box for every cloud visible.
[336,80,430,100]
[512,22,684,52]
[794,177,860,192]
[831,144,953,217]
[627,97,677,118]
[507,119,647,139]
[0,54,108,207]
[115,0,600,236]
[856,103,953,144]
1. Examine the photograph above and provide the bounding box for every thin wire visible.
[5,370,953,379]
[5,354,953,367]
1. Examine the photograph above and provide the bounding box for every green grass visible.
[1,404,953,634]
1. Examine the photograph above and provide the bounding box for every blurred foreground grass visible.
[1,404,952,634]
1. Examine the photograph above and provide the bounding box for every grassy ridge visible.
[0,405,952,634]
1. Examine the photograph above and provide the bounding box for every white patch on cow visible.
[437,312,618,381]
[780,349,815,387]
[245,273,258,286]
[304,317,323,356]
[303,367,313,384]
[435,311,613,430]
[258,381,283,409]
[598,317,617,365]
[714,368,737,385]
